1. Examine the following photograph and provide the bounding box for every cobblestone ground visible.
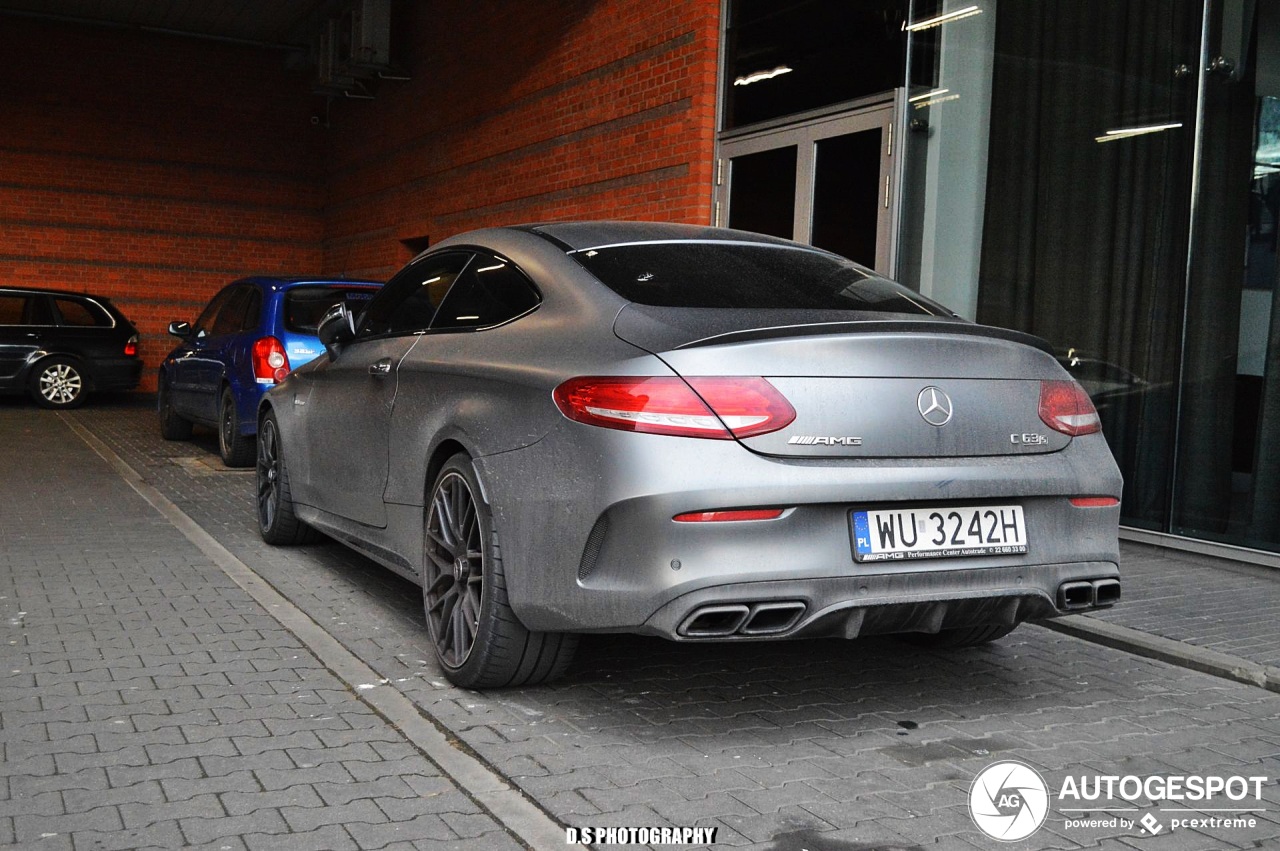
[17,397,1280,850]
[1088,545,1280,670]
[0,402,522,850]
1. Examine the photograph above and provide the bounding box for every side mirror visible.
[168,320,191,338]
[317,303,357,359]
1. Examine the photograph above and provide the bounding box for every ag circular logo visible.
[969,760,1050,841]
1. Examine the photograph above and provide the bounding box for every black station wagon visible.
[0,286,142,409]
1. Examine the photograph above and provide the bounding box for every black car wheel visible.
[218,387,255,467]
[157,378,193,440]
[30,357,86,409]
[423,454,576,688]
[256,411,319,545]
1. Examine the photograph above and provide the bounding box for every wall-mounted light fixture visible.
[733,65,793,86]
[904,5,983,32]
[1094,122,1184,143]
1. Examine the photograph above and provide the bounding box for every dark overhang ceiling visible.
[0,0,343,48]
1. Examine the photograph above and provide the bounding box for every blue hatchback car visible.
[158,276,381,466]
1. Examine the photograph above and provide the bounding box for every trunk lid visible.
[613,306,1069,458]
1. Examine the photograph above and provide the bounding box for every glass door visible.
[903,0,1204,534]
[1171,0,1280,550]
[717,104,897,273]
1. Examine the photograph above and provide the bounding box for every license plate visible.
[851,504,1028,562]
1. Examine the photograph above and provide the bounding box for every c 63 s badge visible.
[788,435,863,446]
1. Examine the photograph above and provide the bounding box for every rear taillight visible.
[124,334,138,357]
[1039,379,1101,436]
[552,376,795,439]
[673,509,785,522]
[252,336,291,384]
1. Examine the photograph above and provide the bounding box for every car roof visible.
[516,221,805,253]
[0,285,113,300]
[235,276,382,288]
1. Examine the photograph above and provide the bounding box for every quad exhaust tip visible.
[680,601,806,638]
[1057,578,1121,611]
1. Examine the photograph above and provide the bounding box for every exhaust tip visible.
[679,605,750,638]
[740,601,806,635]
[1092,578,1121,607]
[1058,581,1094,611]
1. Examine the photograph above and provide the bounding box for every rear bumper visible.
[477,423,1123,637]
[92,358,142,392]
[642,561,1120,641]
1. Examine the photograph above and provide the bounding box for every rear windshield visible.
[284,286,379,334]
[570,241,951,315]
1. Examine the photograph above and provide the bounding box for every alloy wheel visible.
[221,399,235,454]
[257,419,279,531]
[424,471,483,668]
[38,362,82,406]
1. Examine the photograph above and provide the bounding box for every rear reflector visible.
[1039,379,1101,436]
[553,376,795,439]
[1070,496,1119,507]
[252,336,291,384]
[124,334,138,357]
[673,509,785,522]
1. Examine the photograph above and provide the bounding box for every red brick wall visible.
[0,18,325,391]
[0,2,723,394]
[320,0,721,279]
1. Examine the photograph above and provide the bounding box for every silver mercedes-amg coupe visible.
[256,222,1122,688]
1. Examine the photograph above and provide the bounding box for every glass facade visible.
[719,0,1280,559]
[722,0,909,130]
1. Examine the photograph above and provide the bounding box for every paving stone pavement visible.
[7,395,1280,850]
[1086,545,1280,670]
[0,402,524,850]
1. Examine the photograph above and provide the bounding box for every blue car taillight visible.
[252,336,291,384]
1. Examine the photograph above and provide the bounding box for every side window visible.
[211,287,252,337]
[240,288,262,332]
[430,254,541,331]
[0,294,54,326]
[0,294,26,325]
[359,253,471,338]
[54,298,110,327]
[193,288,234,339]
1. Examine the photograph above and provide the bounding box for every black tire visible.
[218,387,256,467]
[422,454,577,689]
[903,624,1018,648]
[158,378,193,441]
[29,356,87,409]
[256,411,320,545]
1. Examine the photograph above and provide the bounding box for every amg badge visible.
[788,435,863,446]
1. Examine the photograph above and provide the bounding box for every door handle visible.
[368,358,392,376]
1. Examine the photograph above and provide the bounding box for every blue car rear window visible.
[285,286,378,334]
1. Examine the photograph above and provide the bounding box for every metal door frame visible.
[715,98,902,274]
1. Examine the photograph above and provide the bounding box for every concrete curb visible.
[1037,615,1280,694]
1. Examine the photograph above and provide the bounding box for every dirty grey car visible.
[255,222,1122,688]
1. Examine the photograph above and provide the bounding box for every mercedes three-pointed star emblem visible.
[917,386,953,426]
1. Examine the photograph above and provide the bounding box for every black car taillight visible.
[552,376,795,439]
[124,334,138,357]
